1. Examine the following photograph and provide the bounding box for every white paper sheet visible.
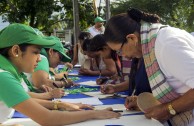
[67,114,163,126]
[94,104,126,110]
[78,81,100,87]
[53,97,103,105]
[82,91,113,99]
[94,104,143,116]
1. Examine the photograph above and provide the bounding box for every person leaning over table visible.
[79,37,117,76]
[89,34,131,85]
[28,36,75,90]
[21,72,65,100]
[104,8,194,126]
[0,23,121,125]
[90,35,151,97]
[71,31,92,66]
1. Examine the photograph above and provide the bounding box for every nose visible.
[37,54,41,62]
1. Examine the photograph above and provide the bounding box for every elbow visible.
[106,69,117,76]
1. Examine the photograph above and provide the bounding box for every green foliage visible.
[0,0,96,32]
[110,0,194,32]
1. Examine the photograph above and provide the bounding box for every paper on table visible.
[67,113,163,126]
[53,97,103,105]
[94,104,126,110]
[64,92,69,96]
[78,81,100,87]
[94,104,141,115]
[82,91,113,99]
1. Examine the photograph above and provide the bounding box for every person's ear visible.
[126,34,138,46]
[48,48,54,57]
[11,45,21,58]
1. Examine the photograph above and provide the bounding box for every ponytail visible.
[127,8,160,23]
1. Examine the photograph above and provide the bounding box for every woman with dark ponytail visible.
[104,8,194,126]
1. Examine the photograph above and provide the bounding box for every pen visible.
[53,82,59,88]
[105,124,124,126]
[131,88,136,101]
[112,109,123,112]
[122,112,144,116]
[99,70,102,78]
[60,74,68,85]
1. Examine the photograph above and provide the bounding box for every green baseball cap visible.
[0,23,56,48]
[94,17,106,23]
[44,36,71,62]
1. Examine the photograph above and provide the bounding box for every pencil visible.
[131,89,136,101]
[53,82,59,88]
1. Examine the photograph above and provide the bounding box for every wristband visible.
[53,100,61,110]
[51,76,55,81]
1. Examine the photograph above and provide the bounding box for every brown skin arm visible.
[71,43,79,66]
[101,58,117,76]
[28,88,64,100]
[31,70,64,89]
[101,80,129,94]
[79,58,117,76]
[144,89,194,122]
[13,98,121,126]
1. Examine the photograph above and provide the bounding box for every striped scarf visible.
[140,22,193,126]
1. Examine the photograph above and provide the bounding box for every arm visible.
[101,80,129,94]
[14,98,120,126]
[144,89,194,122]
[113,80,129,92]
[31,70,64,89]
[28,92,52,100]
[79,58,116,76]
[28,88,65,100]
[101,58,117,76]
[71,44,79,66]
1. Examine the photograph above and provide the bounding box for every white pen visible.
[131,88,136,101]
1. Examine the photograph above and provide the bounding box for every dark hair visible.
[78,32,92,41]
[127,8,160,23]
[0,43,30,57]
[88,34,106,52]
[82,38,92,52]
[104,8,160,44]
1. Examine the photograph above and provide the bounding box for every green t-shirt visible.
[34,55,49,74]
[0,70,30,107]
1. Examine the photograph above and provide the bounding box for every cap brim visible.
[59,51,71,62]
[27,36,56,47]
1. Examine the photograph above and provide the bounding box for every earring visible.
[15,55,18,57]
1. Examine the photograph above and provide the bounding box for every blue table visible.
[13,73,128,118]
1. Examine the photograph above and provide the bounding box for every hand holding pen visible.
[100,80,115,94]
[124,90,140,111]
[60,74,71,88]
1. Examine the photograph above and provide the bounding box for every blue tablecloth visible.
[13,71,128,118]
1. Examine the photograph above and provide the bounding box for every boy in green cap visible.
[0,23,120,125]
[88,16,106,37]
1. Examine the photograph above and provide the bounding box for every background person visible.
[87,16,106,37]
[30,36,73,90]
[71,31,92,66]
[79,37,116,76]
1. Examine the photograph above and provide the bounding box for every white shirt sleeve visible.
[155,27,194,89]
